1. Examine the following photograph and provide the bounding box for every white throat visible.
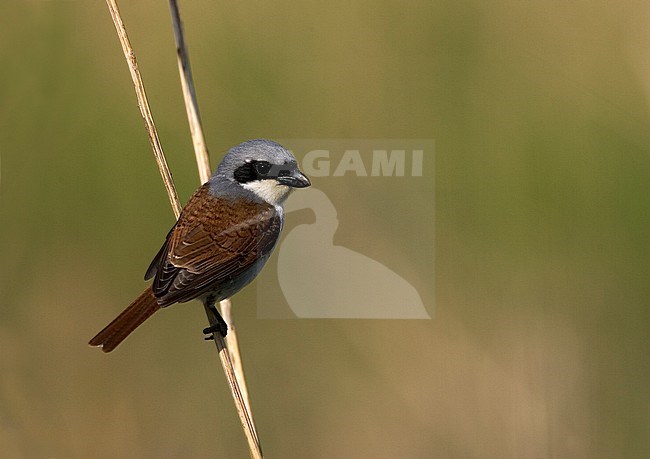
[242,179,293,209]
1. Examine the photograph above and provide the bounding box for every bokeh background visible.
[1,1,649,457]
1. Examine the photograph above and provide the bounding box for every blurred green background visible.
[1,0,649,457]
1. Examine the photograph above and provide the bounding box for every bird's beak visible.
[278,169,311,188]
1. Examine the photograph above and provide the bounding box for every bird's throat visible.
[241,180,292,207]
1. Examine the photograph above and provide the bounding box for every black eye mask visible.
[234,160,294,183]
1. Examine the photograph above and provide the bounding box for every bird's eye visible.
[254,161,272,176]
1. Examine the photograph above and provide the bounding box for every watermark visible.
[301,148,424,177]
[256,139,435,319]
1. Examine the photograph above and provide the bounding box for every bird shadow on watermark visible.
[255,139,434,320]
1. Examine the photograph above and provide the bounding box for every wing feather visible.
[148,184,282,306]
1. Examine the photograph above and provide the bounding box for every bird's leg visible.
[203,294,228,340]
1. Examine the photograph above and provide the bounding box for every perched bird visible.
[89,139,311,352]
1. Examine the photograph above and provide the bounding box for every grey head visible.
[212,139,311,207]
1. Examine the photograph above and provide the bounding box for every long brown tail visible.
[89,286,161,353]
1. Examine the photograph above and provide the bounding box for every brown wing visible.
[147,184,282,306]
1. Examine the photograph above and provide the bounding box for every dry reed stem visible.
[167,0,211,182]
[105,1,261,457]
[218,298,253,419]
[167,0,260,452]
[104,0,181,218]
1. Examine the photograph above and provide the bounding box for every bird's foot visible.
[203,321,228,341]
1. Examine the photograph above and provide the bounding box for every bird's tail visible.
[89,286,161,353]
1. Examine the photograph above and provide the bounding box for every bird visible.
[89,139,311,352]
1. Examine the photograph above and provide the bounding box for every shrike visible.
[89,139,310,352]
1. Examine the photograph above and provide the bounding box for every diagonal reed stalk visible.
[167,0,260,450]
[104,1,262,457]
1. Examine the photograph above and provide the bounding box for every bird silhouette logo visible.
[275,187,430,319]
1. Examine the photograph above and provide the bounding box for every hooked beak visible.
[277,169,311,188]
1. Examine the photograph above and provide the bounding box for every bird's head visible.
[214,139,311,206]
